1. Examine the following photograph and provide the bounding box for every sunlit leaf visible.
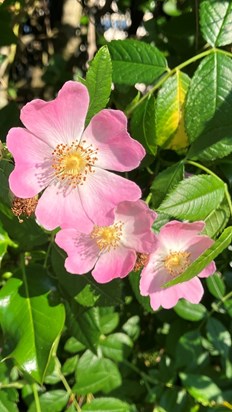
[200,0,232,47]
[0,265,65,383]
[156,71,190,150]
[108,39,168,85]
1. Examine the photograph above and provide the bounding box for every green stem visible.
[32,383,42,412]
[186,160,232,216]
[126,48,214,116]
[57,368,82,412]
[43,233,54,269]
[126,47,232,116]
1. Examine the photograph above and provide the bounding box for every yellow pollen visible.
[164,251,191,277]
[51,140,98,187]
[91,222,124,252]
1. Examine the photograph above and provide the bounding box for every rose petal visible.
[79,168,141,227]
[7,127,53,197]
[149,277,204,310]
[159,220,205,253]
[198,261,216,278]
[115,200,157,253]
[83,109,145,171]
[92,246,136,283]
[55,229,98,274]
[35,184,93,232]
[21,81,89,147]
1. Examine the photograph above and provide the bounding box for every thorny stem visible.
[186,160,232,216]
[126,48,232,116]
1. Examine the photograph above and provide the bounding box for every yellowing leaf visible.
[155,70,190,150]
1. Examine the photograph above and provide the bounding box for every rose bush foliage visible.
[0,1,232,411]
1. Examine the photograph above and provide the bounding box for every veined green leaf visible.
[74,350,121,395]
[82,397,132,412]
[85,46,112,125]
[0,265,65,383]
[185,52,232,160]
[156,71,190,150]
[108,39,168,85]
[151,162,184,208]
[158,175,225,220]
[164,226,232,287]
[200,0,232,47]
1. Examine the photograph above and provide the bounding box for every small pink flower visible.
[55,200,157,283]
[140,220,216,310]
[7,81,145,231]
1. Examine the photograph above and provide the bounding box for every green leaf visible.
[98,310,119,335]
[108,39,167,85]
[0,265,65,383]
[100,333,133,361]
[175,331,205,370]
[74,350,121,395]
[206,317,231,358]
[164,226,232,287]
[155,71,190,149]
[174,300,207,321]
[185,52,232,160]
[0,390,19,412]
[151,162,184,208]
[82,397,132,412]
[200,0,232,47]
[65,303,101,353]
[0,9,17,46]
[28,390,69,412]
[0,221,17,264]
[85,46,112,125]
[203,197,230,238]
[206,272,225,299]
[129,271,153,313]
[180,373,222,405]
[158,175,225,220]
[143,95,157,155]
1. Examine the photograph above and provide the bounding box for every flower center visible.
[164,251,191,276]
[51,140,98,187]
[91,222,124,252]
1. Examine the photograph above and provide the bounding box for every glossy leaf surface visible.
[0,265,65,383]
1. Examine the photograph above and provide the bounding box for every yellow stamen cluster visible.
[51,140,98,187]
[91,221,124,252]
[164,251,190,277]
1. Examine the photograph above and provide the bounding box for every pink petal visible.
[35,184,93,232]
[21,81,89,147]
[7,127,53,197]
[82,109,145,171]
[140,262,171,296]
[198,261,216,278]
[79,168,141,227]
[149,277,204,310]
[55,229,99,275]
[159,220,205,252]
[115,200,157,253]
[92,246,136,283]
[177,277,204,303]
[187,236,214,260]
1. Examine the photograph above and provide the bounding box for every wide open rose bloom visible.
[140,220,216,310]
[7,81,145,231]
[55,200,157,283]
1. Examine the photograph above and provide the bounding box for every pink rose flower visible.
[7,81,145,232]
[55,200,157,283]
[140,220,216,310]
